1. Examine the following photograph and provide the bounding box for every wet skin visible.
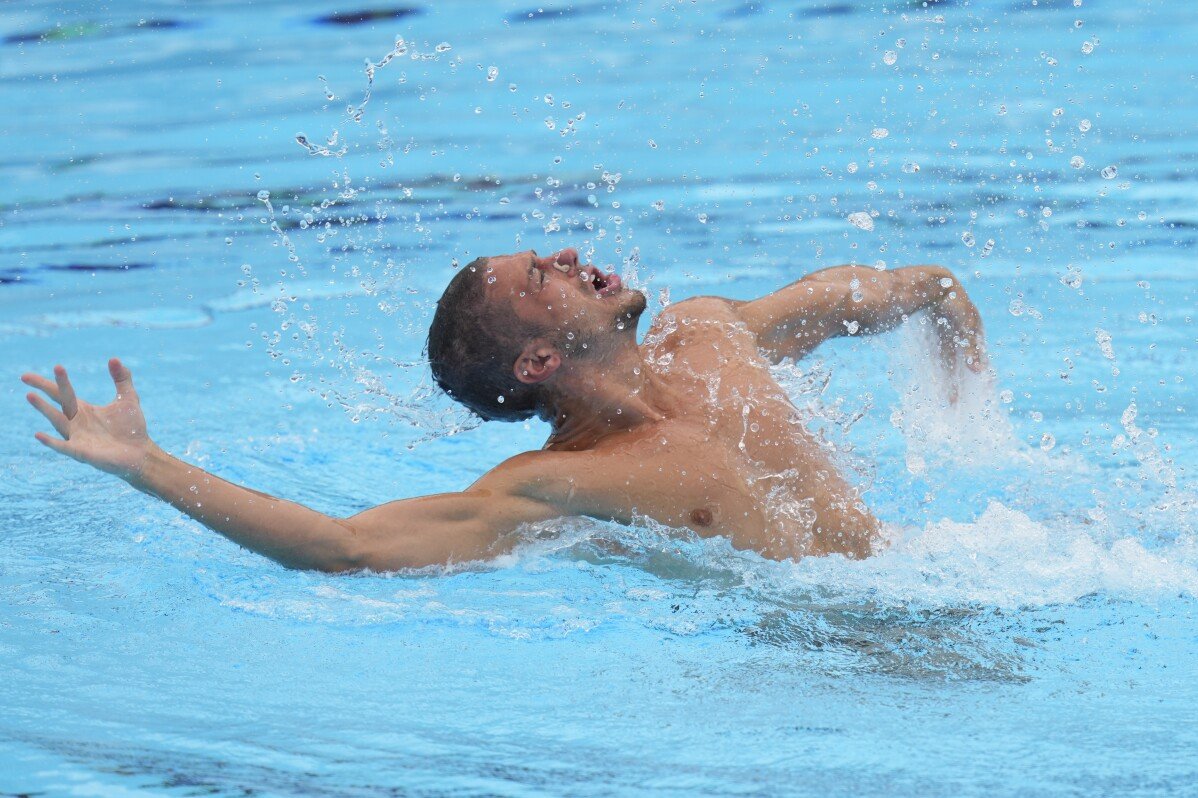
[22,249,986,571]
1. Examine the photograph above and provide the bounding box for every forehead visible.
[486,251,534,273]
[481,251,535,302]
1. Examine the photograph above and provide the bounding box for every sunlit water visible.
[3,1,1197,795]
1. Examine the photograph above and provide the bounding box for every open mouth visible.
[584,266,623,297]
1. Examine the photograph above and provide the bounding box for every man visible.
[22,248,985,571]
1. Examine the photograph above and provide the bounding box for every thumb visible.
[108,357,137,398]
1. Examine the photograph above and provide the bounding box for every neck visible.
[542,340,668,450]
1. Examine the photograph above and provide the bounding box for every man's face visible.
[483,248,647,356]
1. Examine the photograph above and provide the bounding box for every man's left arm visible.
[734,264,987,373]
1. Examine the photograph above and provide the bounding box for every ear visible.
[513,341,562,385]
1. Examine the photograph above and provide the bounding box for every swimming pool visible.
[3,0,1196,794]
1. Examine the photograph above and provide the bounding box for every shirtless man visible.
[21,248,986,571]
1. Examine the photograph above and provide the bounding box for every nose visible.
[535,248,579,273]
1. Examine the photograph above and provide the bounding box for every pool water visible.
[3,0,1197,795]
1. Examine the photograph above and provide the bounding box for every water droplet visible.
[847,162,859,174]
[1078,119,1092,132]
[883,50,898,65]
[652,200,664,211]
[1052,107,1064,117]
[648,139,658,149]
[1040,433,1056,450]
[847,211,874,231]
[981,238,995,257]
[508,83,518,92]
[698,213,708,224]
[961,231,976,247]
[1081,40,1094,54]
[256,189,270,201]
[496,395,505,403]
[486,66,498,82]
[1070,155,1085,169]
[435,42,452,53]
[1100,165,1118,179]
[939,277,954,288]
[870,127,889,139]
[901,161,920,174]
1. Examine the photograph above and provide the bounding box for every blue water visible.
[3,0,1197,794]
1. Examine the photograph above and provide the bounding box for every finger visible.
[108,357,137,399]
[34,431,73,456]
[54,365,78,419]
[20,372,62,403]
[27,392,70,437]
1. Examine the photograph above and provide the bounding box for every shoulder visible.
[470,449,599,503]
[662,295,743,322]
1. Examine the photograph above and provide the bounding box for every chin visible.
[616,288,647,325]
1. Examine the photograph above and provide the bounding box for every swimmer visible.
[22,251,986,570]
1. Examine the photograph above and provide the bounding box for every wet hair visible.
[426,257,543,422]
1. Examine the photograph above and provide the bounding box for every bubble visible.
[256,189,270,201]
[981,238,995,257]
[847,162,859,174]
[999,389,1014,404]
[1070,155,1085,169]
[901,161,920,174]
[1052,107,1064,117]
[1078,119,1092,132]
[648,139,658,149]
[486,66,498,82]
[652,200,664,211]
[1100,165,1118,179]
[496,395,505,403]
[1081,40,1094,54]
[435,42,452,53]
[939,277,954,288]
[1040,433,1056,451]
[847,211,874,231]
[883,50,898,65]
[698,213,708,224]
[871,127,889,139]
[961,231,976,247]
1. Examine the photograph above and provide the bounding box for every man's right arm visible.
[133,447,559,571]
[23,359,561,572]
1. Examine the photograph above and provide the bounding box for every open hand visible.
[22,358,157,480]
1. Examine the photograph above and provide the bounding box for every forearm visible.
[740,264,985,367]
[127,446,361,572]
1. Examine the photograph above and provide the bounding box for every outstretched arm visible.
[22,360,558,572]
[735,264,987,373]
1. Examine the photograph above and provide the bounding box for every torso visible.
[506,297,878,560]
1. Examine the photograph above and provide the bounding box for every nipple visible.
[690,508,714,527]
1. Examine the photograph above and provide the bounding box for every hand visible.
[23,358,158,481]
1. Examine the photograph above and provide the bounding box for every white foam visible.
[785,500,1198,608]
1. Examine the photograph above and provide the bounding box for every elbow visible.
[302,520,374,574]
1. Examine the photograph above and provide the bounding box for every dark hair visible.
[426,257,544,422]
